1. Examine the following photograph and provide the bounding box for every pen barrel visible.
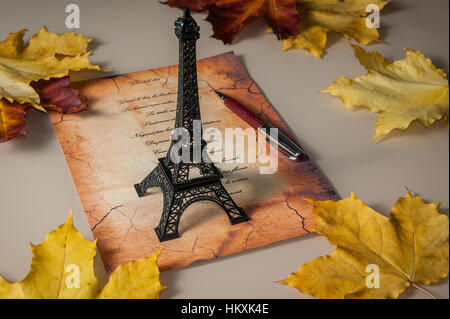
[224,97,264,129]
[219,93,306,161]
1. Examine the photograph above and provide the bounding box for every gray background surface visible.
[0,0,448,299]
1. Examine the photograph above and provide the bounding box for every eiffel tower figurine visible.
[134,8,250,242]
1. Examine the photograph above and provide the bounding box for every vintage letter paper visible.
[51,52,338,272]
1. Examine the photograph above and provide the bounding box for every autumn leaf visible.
[0,27,100,111]
[0,212,166,299]
[31,76,87,114]
[282,0,390,58]
[322,45,449,141]
[98,252,165,299]
[0,99,30,142]
[0,77,86,141]
[282,192,449,299]
[0,27,103,142]
[163,0,299,44]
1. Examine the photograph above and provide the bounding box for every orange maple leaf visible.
[0,99,30,142]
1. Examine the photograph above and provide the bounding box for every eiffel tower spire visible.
[175,8,201,133]
[134,9,249,242]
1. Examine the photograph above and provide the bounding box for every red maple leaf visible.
[163,0,300,44]
[31,76,87,114]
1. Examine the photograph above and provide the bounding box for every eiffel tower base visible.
[134,159,250,242]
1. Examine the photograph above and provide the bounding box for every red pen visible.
[214,91,306,161]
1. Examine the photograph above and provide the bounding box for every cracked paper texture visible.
[50,53,338,273]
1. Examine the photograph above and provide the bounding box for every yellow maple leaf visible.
[282,0,390,58]
[98,250,165,299]
[322,45,449,141]
[0,27,101,111]
[0,212,166,299]
[282,192,449,299]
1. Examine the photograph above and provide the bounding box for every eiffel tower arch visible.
[134,8,249,242]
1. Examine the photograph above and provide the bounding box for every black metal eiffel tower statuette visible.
[134,8,250,242]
